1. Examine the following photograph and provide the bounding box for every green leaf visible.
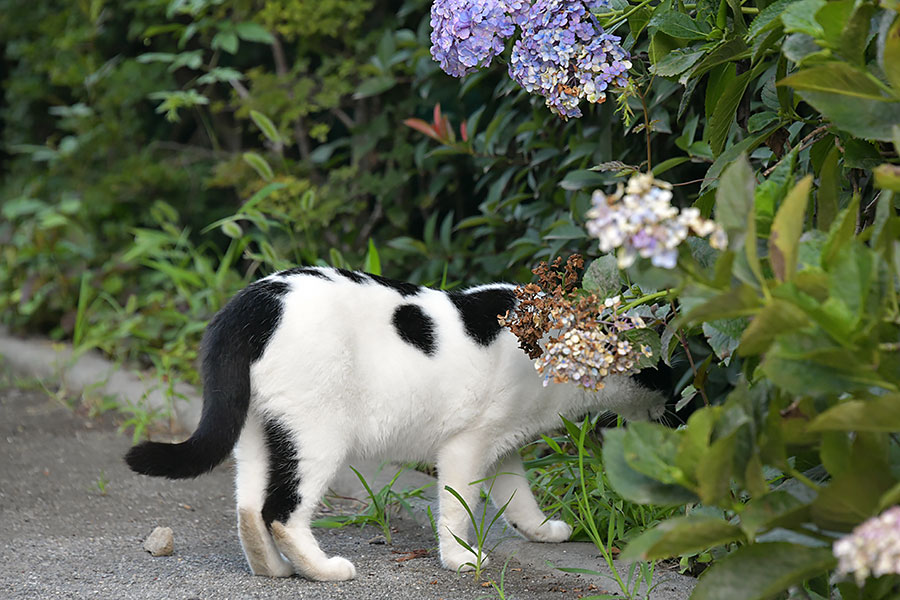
[778,63,892,101]
[740,491,810,540]
[738,300,809,356]
[620,515,746,561]
[874,164,900,192]
[780,0,826,38]
[220,221,243,239]
[650,8,713,40]
[811,437,896,531]
[211,30,239,54]
[707,68,755,156]
[581,255,620,299]
[821,194,859,269]
[651,48,706,77]
[882,16,900,92]
[249,110,282,146]
[560,169,607,191]
[702,124,781,194]
[816,145,840,230]
[814,0,854,49]
[808,395,900,432]
[234,22,275,44]
[838,1,875,66]
[748,0,794,40]
[697,429,737,504]
[363,239,382,276]
[791,90,900,141]
[352,76,397,100]
[621,422,686,486]
[603,429,699,506]
[690,543,836,600]
[703,318,749,363]
[715,154,756,245]
[242,152,274,181]
[622,328,662,370]
[768,175,811,282]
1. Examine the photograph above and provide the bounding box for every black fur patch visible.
[336,268,368,284]
[392,304,436,356]
[234,279,292,362]
[124,277,290,480]
[276,267,331,281]
[448,287,517,346]
[261,419,302,527]
[368,274,421,297]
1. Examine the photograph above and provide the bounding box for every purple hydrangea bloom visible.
[509,0,631,119]
[430,0,528,78]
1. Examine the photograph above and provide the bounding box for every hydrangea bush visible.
[430,0,631,118]
[426,1,900,598]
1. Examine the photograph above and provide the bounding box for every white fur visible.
[231,267,665,579]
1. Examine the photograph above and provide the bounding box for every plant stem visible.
[676,327,710,406]
[787,468,820,492]
[617,289,671,314]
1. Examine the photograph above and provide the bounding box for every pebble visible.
[143,526,174,557]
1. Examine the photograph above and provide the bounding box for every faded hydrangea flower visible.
[535,295,650,391]
[430,0,528,77]
[509,0,630,119]
[585,173,728,269]
[834,506,900,585]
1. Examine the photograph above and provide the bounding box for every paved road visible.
[1,384,694,600]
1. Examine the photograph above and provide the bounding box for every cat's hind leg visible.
[233,414,294,577]
[488,451,572,543]
[266,433,356,582]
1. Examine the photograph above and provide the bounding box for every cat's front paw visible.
[525,519,573,543]
[310,556,357,581]
[440,546,490,573]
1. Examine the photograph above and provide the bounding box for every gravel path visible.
[1,384,686,600]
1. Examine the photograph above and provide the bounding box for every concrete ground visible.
[0,332,696,600]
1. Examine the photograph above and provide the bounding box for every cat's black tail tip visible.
[125,440,218,479]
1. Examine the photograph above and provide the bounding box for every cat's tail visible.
[125,279,288,479]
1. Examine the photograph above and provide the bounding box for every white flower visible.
[834,506,900,585]
[585,174,728,269]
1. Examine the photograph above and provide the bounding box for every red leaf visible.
[460,119,468,142]
[433,103,443,135]
[403,118,441,141]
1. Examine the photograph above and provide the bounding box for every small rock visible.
[143,526,174,556]
[367,534,386,545]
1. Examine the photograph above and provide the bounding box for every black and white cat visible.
[126,266,665,581]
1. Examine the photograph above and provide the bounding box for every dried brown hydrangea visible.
[499,254,651,391]
[498,255,584,359]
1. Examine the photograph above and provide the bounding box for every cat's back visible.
[253,266,520,376]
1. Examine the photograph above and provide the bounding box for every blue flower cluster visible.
[430,0,631,119]
[430,0,527,78]
[509,0,630,118]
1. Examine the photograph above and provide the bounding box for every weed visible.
[478,553,515,600]
[313,466,432,545]
[545,416,659,600]
[95,470,109,495]
[444,476,514,582]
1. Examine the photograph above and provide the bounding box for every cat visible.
[125,266,666,581]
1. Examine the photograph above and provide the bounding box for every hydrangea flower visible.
[585,173,728,269]
[535,295,651,391]
[509,0,631,119]
[430,0,528,78]
[834,506,900,585]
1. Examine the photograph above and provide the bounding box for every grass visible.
[444,475,515,582]
[313,465,433,546]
